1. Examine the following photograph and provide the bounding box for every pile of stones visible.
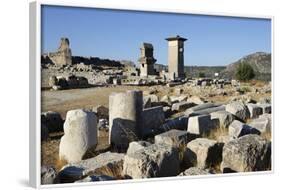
[49,74,89,90]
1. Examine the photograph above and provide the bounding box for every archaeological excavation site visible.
[40,35,272,185]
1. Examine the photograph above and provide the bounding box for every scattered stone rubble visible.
[41,37,272,184]
[42,86,272,184]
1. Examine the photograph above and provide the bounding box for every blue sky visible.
[41,5,271,66]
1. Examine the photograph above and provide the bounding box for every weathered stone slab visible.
[141,106,165,137]
[59,109,97,163]
[186,96,206,105]
[155,129,189,148]
[187,115,216,135]
[184,138,223,169]
[246,104,263,118]
[159,116,188,132]
[171,101,195,112]
[228,120,260,138]
[211,111,235,128]
[185,103,220,116]
[189,105,226,117]
[179,167,211,176]
[249,117,271,133]
[65,152,125,177]
[123,144,180,178]
[56,166,84,183]
[221,134,271,172]
[126,141,151,155]
[225,102,250,121]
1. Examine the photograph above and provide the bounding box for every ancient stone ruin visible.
[45,38,72,66]
[166,35,187,80]
[138,43,156,77]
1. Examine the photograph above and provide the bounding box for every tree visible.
[198,72,206,78]
[235,63,255,81]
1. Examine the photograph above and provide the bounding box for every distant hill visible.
[154,64,226,78]
[220,52,271,81]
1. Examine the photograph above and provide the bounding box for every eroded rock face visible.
[179,167,211,176]
[184,138,223,169]
[123,144,180,178]
[226,102,250,121]
[221,135,271,173]
[228,120,260,138]
[59,109,97,163]
[211,111,235,128]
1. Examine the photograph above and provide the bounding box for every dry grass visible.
[93,164,124,179]
[261,130,272,141]
[55,157,68,171]
[203,127,228,141]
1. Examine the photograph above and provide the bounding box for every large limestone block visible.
[179,167,211,176]
[126,141,151,155]
[41,111,64,133]
[185,103,220,116]
[59,109,97,163]
[228,120,260,138]
[246,104,263,118]
[171,101,195,112]
[123,144,180,178]
[249,117,271,133]
[184,138,223,169]
[186,96,206,105]
[211,111,235,128]
[154,129,189,148]
[141,106,165,137]
[187,115,216,135]
[61,152,124,182]
[221,135,271,172]
[225,102,250,121]
[109,91,143,149]
[159,116,188,132]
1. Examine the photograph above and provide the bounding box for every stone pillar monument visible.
[138,43,157,77]
[109,90,143,150]
[166,35,187,80]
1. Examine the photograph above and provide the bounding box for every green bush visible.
[235,63,255,81]
[198,72,206,78]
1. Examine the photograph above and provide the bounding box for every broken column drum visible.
[138,43,157,77]
[166,35,187,80]
[109,91,143,149]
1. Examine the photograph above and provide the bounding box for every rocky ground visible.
[41,74,272,184]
